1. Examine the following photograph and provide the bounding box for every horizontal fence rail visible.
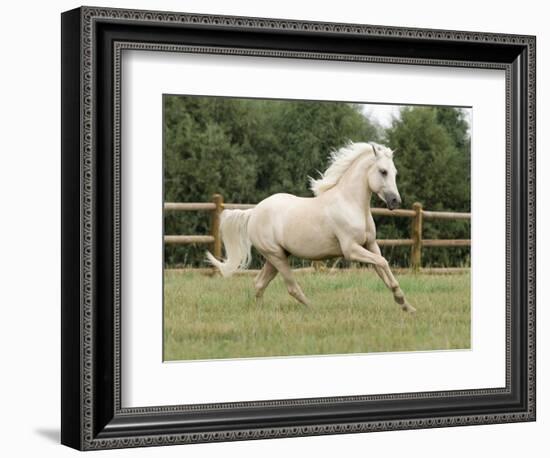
[164,202,216,211]
[164,235,215,245]
[164,194,471,270]
[422,210,471,220]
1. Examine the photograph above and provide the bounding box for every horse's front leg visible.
[348,242,416,313]
[363,240,391,286]
[365,241,415,312]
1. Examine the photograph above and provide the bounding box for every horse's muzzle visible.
[385,193,401,210]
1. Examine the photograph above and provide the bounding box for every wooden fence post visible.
[210,193,224,259]
[411,202,423,272]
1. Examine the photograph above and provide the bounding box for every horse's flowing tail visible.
[205,209,252,277]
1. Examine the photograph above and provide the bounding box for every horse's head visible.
[367,143,401,210]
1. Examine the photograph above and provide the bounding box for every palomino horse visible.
[206,142,416,312]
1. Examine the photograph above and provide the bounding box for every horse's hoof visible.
[402,303,417,313]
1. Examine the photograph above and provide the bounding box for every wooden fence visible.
[164,193,471,271]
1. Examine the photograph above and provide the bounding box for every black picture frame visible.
[61,6,536,451]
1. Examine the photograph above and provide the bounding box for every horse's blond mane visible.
[309,142,392,196]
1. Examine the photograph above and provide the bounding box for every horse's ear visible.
[369,142,378,156]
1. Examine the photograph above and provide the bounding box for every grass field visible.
[163,269,470,361]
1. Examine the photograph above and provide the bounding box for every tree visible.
[163,98,470,268]
[383,106,471,267]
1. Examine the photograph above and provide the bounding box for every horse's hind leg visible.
[265,253,310,307]
[254,261,278,301]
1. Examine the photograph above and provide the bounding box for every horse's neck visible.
[334,154,373,211]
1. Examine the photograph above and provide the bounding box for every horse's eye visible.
[380,169,388,177]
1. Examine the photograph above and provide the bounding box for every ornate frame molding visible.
[61,6,536,450]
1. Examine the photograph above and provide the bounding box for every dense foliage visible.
[164,96,470,268]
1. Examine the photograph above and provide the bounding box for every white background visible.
[0,0,546,456]
[123,52,505,406]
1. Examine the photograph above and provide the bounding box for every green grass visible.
[163,269,470,361]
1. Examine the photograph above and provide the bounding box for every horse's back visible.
[255,192,305,210]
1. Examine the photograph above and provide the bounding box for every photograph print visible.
[163,95,472,362]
